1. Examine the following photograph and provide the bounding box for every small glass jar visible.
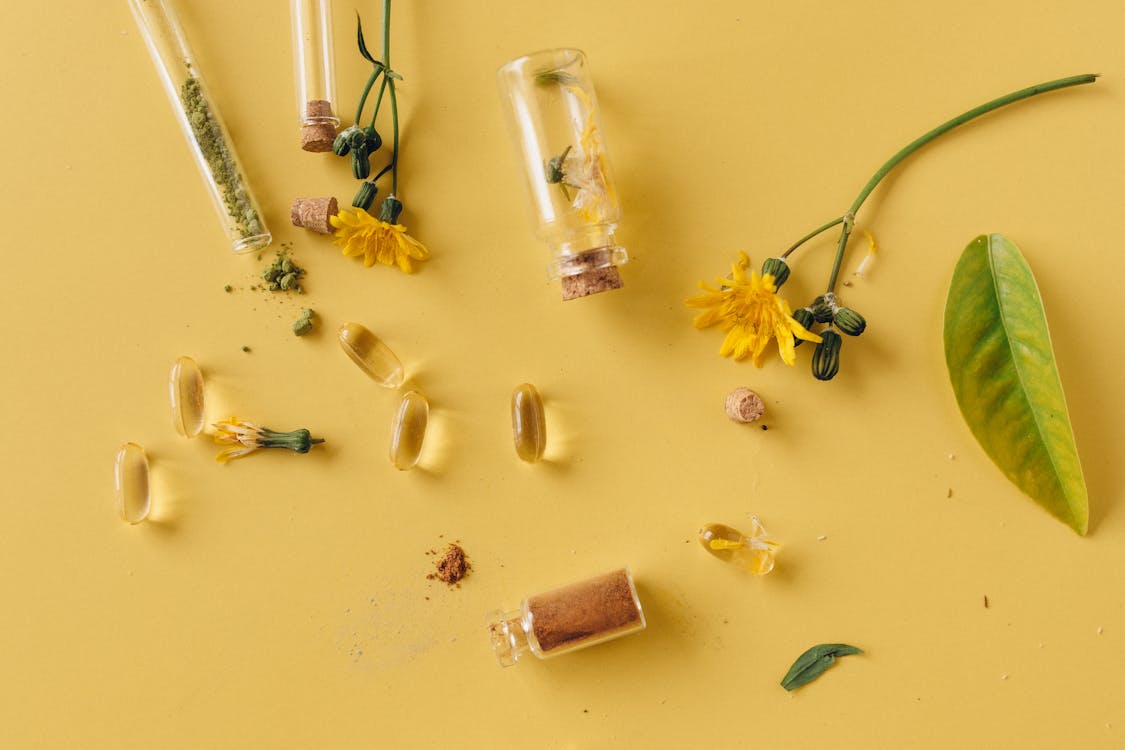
[129,0,271,253]
[290,0,339,151]
[487,567,645,667]
[497,49,628,300]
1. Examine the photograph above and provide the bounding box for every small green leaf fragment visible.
[780,643,863,691]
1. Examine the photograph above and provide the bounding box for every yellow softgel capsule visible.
[338,322,404,388]
[389,390,429,470]
[511,383,546,463]
[169,355,205,438]
[698,517,779,575]
[114,442,151,524]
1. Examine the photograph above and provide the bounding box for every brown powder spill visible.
[427,543,471,586]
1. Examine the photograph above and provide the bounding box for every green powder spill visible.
[180,76,261,239]
[261,250,306,292]
[292,308,315,336]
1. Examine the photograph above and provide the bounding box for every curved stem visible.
[354,68,383,126]
[371,162,394,183]
[823,73,1097,294]
[781,216,845,259]
[369,76,389,125]
[826,224,852,292]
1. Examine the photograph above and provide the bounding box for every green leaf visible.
[780,643,863,691]
[355,13,379,64]
[943,234,1088,534]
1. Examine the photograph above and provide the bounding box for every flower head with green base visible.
[686,73,1099,379]
[687,253,820,366]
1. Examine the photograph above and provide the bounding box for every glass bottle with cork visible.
[129,0,271,253]
[290,0,339,151]
[487,567,646,666]
[497,49,629,300]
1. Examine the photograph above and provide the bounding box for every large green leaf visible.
[943,234,1088,534]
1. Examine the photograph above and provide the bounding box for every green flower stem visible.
[383,0,392,69]
[354,67,384,126]
[781,216,845,259]
[822,73,1097,293]
[363,0,400,194]
[388,77,400,193]
[369,75,389,124]
[381,0,400,195]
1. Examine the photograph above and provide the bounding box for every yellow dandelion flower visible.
[329,207,430,273]
[686,252,821,366]
[212,417,324,463]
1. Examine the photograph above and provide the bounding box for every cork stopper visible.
[560,266,623,300]
[725,387,765,423]
[559,249,624,300]
[290,197,339,234]
[301,100,337,152]
[305,99,334,120]
[301,123,337,152]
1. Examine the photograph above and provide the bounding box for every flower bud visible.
[833,307,866,336]
[362,125,383,152]
[379,196,404,223]
[347,127,368,150]
[812,330,842,381]
[332,129,353,157]
[761,257,790,287]
[351,147,371,179]
[352,181,378,210]
[810,294,837,323]
[792,307,816,347]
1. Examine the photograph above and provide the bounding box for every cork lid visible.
[560,265,624,300]
[301,122,337,152]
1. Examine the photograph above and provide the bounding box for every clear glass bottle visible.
[487,567,645,667]
[129,0,272,253]
[497,49,628,300]
[290,0,339,151]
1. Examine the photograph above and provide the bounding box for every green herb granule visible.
[180,76,261,239]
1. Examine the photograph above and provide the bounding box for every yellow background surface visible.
[2,1,1124,747]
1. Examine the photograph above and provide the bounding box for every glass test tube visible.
[498,49,628,300]
[290,0,339,151]
[129,0,271,253]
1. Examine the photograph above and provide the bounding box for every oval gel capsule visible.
[698,518,778,575]
[389,390,429,470]
[114,443,151,524]
[337,322,404,387]
[511,383,546,462]
[169,356,205,437]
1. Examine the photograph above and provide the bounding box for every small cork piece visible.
[301,100,337,152]
[560,265,623,300]
[305,99,334,120]
[725,387,765,423]
[301,122,337,152]
[290,197,339,234]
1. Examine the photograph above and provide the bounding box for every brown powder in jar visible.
[427,543,471,586]
[528,568,642,653]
